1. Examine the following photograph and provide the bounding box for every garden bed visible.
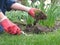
[13,20,60,34]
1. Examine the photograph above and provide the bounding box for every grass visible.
[4,1,60,45]
[0,29,60,45]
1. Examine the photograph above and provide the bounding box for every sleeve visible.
[0,9,2,12]
[6,0,16,11]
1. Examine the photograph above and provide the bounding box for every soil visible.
[14,20,60,34]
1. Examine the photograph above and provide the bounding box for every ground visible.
[2,10,60,45]
[0,29,60,45]
[14,19,60,34]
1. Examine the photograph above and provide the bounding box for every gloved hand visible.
[28,8,47,20]
[0,19,22,35]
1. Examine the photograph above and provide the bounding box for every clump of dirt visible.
[34,9,47,20]
[32,9,47,26]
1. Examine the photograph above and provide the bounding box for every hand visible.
[1,19,22,35]
[28,8,47,20]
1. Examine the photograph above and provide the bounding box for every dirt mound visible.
[14,20,60,34]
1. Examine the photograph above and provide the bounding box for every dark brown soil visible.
[34,9,47,20]
[14,20,60,34]
[24,24,53,34]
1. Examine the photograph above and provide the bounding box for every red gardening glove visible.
[0,19,22,35]
[28,8,47,20]
[28,8,36,17]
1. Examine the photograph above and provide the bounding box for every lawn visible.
[0,29,60,45]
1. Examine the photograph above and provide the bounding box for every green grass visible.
[0,29,60,45]
[4,1,60,45]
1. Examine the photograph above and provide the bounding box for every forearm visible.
[0,12,7,22]
[11,3,31,12]
[0,12,6,19]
